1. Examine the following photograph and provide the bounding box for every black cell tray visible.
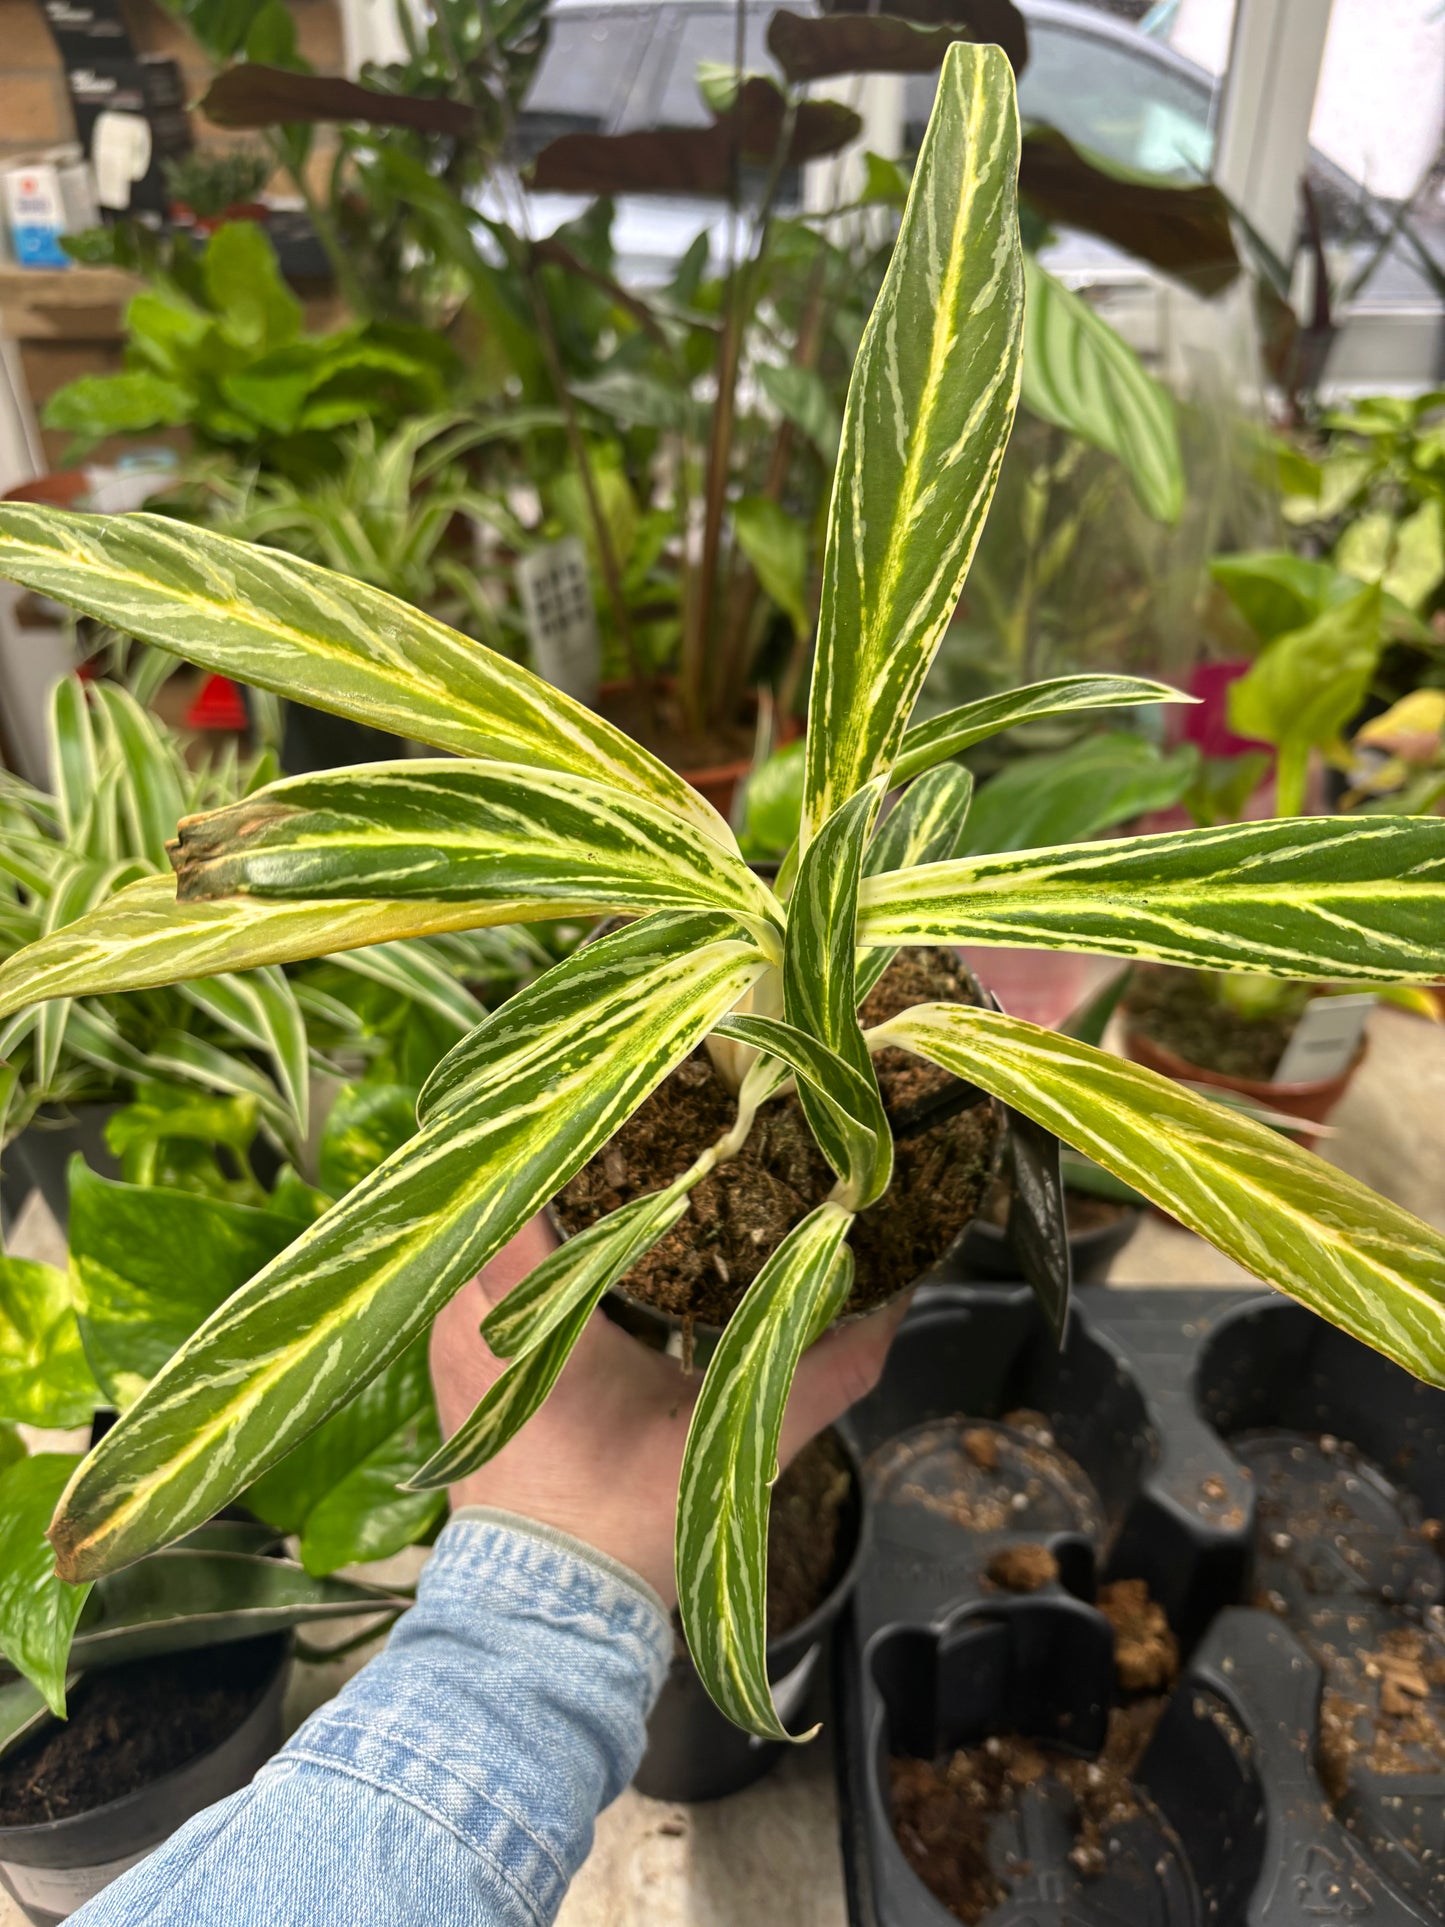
[834,1284,1445,1927]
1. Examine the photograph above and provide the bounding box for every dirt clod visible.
[1099,1579,1180,1694]
[890,1702,1172,1926]
[987,1544,1060,1594]
[963,1428,1000,1472]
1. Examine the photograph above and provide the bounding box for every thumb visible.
[778,1290,911,1467]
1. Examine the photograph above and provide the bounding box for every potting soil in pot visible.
[1123,967,1308,1080]
[556,949,1000,1328]
[0,1640,278,1826]
[767,1429,854,1638]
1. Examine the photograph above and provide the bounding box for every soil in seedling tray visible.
[871,1411,1103,1541]
[1236,1426,1445,1906]
[1124,966,1308,1080]
[0,1639,277,1826]
[556,949,1000,1329]
[889,1582,1184,1925]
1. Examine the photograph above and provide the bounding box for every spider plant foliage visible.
[0,47,1444,1739]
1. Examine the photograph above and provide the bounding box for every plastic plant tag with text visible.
[516,538,601,707]
[1272,995,1374,1087]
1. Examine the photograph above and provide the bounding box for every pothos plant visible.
[0,48,1443,1741]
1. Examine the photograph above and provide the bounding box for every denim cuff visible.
[450,1505,670,1627]
[273,1515,671,1924]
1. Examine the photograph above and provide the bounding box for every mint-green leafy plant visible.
[1,48,1444,1741]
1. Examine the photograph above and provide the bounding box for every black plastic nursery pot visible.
[634,1427,868,1803]
[953,1202,1141,1289]
[5,1106,120,1236]
[0,1635,290,1926]
[833,1282,1445,1927]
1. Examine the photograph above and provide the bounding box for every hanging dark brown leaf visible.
[1020,124,1239,293]
[816,0,1028,75]
[202,65,476,137]
[768,11,967,82]
[531,80,862,196]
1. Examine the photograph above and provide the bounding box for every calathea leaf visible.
[410,1188,695,1490]
[871,1005,1445,1386]
[676,1204,854,1737]
[0,1255,100,1428]
[49,913,769,1580]
[801,42,1024,846]
[0,875,545,1022]
[48,1553,406,1676]
[0,1455,90,1715]
[169,761,778,927]
[857,763,975,1000]
[891,674,1192,785]
[0,507,731,845]
[857,816,1445,983]
[784,784,892,1208]
[1021,258,1184,525]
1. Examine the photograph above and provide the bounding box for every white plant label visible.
[1272,995,1374,1087]
[516,538,600,706]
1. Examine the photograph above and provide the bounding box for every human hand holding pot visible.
[431,1213,909,1606]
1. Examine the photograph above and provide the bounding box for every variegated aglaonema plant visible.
[1,46,1444,1739]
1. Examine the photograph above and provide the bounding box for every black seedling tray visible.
[834,1284,1445,1927]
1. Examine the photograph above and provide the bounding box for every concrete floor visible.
[3,1004,1442,1926]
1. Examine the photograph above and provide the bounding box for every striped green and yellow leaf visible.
[0,875,536,1020]
[49,913,769,1580]
[676,1204,854,1738]
[482,1188,693,1363]
[891,674,1192,786]
[169,762,779,928]
[858,816,1445,982]
[412,1189,695,1489]
[801,42,1024,845]
[873,1005,1445,1384]
[712,1014,887,1207]
[784,786,891,1206]
[858,762,975,999]
[0,506,732,846]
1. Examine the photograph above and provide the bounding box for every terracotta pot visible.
[596,678,801,819]
[1123,1023,1367,1135]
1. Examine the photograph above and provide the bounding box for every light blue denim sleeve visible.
[69,1510,672,1927]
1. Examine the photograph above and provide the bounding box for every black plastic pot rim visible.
[0,1636,291,1852]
